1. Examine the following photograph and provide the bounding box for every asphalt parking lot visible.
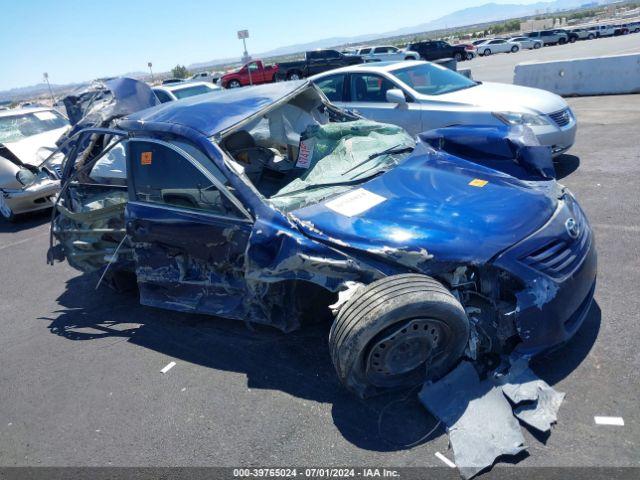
[1,94,639,474]
[468,34,640,83]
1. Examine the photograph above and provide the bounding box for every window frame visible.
[126,137,253,222]
[314,73,347,102]
[346,72,414,103]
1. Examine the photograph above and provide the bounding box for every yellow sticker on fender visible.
[141,152,152,165]
[469,179,488,187]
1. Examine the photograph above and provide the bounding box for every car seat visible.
[223,130,278,183]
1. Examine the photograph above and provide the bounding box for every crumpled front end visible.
[492,190,597,354]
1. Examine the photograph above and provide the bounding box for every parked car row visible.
[470,22,639,57]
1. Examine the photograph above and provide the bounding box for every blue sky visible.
[0,0,543,90]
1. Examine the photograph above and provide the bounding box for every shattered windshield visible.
[269,121,414,211]
[0,110,69,143]
[393,63,477,96]
[219,86,414,212]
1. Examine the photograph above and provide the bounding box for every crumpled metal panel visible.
[419,124,555,180]
[500,361,565,432]
[419,361,526,479]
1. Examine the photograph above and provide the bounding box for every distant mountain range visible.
[2,0,617,100]
[189,0,608,69]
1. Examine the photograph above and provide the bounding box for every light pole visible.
[148,62,155,83]
[237,29,253,86]
[43,72,55,105]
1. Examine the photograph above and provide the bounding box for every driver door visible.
[345,73,423,136]
[125,137,254,318]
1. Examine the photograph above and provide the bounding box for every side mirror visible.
[386,88,407,107]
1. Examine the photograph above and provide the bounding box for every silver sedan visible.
[510,36,543,49]
[311,61,576,156]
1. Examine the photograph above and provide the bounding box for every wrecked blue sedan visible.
[48,80,596,397]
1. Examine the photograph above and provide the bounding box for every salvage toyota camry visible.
[48,80,596,397]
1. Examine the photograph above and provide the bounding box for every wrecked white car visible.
[0,107,69,220]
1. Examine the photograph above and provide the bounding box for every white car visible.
[589,25,616,37]
[354,45,420,62]
[152,81,221,103]
[476,38,520,56]
[509,36,543,49]
[569,28,596,40]
[186,71,216,83]
[311,61,577,156]
[0,107,69,220]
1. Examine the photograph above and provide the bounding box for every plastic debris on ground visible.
[419,358,565,479]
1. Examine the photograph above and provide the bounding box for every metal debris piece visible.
[419,361,526,479]
[499,363,565,433]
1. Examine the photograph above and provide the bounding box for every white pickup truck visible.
[588,24,616,37]
[353,45,420,62]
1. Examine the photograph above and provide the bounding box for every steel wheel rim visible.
[365,318,449,386]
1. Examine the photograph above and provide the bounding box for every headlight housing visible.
[493,111,551,127]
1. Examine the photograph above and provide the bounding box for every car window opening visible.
[218,86,415,212]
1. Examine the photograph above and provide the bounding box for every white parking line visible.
[594,416,624,426]
[435,451,456,468]
[160,361,176,374]
[0,232,49,251]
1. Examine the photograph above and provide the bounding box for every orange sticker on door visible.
[141,152,152,165]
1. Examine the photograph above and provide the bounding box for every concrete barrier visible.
[514,53,640,96]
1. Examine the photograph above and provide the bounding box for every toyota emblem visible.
[565,218,580,239]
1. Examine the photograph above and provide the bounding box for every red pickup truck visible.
[220,60,279,88]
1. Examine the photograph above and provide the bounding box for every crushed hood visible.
[290,143,558,265]
[1,126,68,167]
[430,81,567,115]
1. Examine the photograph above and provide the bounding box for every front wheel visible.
[228,80,241,88]
[588,33,595,40]
[287,71,302,80]
[483,48,492,56]
[329,274,470,398]
[533,42,541,49]
[466,52,474,60]
[454,52,463,62]
[511,46,519,53]
[569,37,577,43]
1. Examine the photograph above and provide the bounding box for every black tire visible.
[511,45,519,53]
[483,48,491,56]
[559,38,567,45]
[329,274,469,398]
[466,52,474,60]
[588,33,595,40]
[569,36,577,43]
[228,79,241,88]
[287,71,302,80]
[454,52,463,62]
[533,42,541,49]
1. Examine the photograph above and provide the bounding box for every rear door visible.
[422,42,439,60]
[307,51,328,75]
[125,137,254,317]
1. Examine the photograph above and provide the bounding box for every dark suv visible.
[406,40,473,62]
